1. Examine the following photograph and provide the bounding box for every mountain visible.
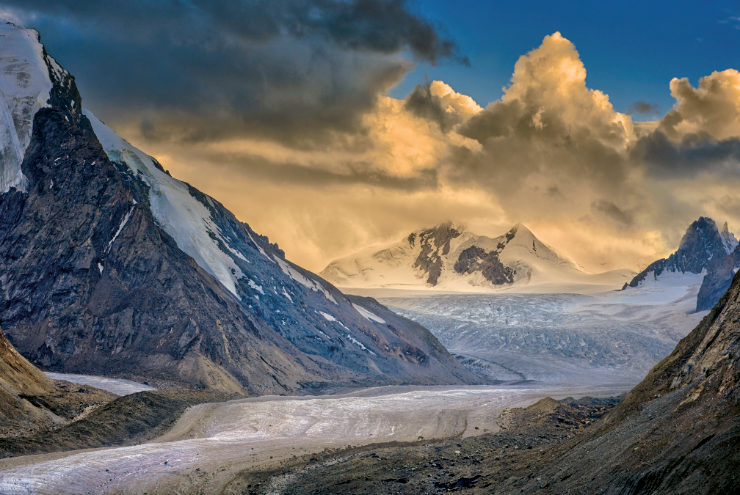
[0,21,479,394]
[502,270,740,494]
[625,217,740,311]
[0,326,115,437]
[0,326,56,430]
[321,222,632,292]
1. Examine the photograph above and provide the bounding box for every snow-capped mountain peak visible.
[321,222,628,292]
[624,216,740,311]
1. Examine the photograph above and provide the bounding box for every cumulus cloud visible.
[404,80,482,131]
[659,69,740,141]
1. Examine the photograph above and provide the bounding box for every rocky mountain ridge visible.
[0,21,479,394]
[624,217,740,311]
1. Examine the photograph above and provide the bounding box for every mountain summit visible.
[0,22,478,393]
[625,217,740,311]
[321,222,630,292]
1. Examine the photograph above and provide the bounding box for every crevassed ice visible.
[0,23,54,193]
[85,110,245,299]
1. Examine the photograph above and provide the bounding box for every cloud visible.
[6,6,738,272]
[659,69,740,141]
[633,130,740,178]
[5,0,465,142]
[404,80,482,131]
[128,30,736,272]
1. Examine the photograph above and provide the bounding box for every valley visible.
[0,382,631,494]
[0,9,737,494]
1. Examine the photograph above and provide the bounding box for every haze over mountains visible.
[0,21,478,394]
[321,222,633,293]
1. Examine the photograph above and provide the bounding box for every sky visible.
[3,0,740,272]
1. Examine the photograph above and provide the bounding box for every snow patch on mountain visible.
[274,255,337,304]
[85,110,245,298]
[353,303,387,324]
[0,22,55,193]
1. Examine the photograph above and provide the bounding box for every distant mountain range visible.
[321,222,633,292]
[0,21,478,394]
[624,217,739,311]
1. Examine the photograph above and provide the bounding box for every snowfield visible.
[44,372,155,396]
[0,383,630,494]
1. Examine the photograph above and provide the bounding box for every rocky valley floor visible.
[233,395,621,494]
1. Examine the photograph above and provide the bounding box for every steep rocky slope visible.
[0,327,56,433]
[321,222,631,291]
[625,217,739,311]
[0,21,479,394]
[0,327,114,437]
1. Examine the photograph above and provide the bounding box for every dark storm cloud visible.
[5,0,464,142]
[628,101,660,115]
[633,130,740,178]
[209,152,439,190]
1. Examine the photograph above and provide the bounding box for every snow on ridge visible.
[247,279,264,295]
[274,256,338,304]
[319,311,337,322]
[85,109,245,299]
[0,22,54,193]
[106,205,135,252]
[353,303,386,324]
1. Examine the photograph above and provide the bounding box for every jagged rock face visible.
[507,271,740,494]
[628,217,734,287]
[453,245,514,284]
[410,223,461,285]
[696,244,740,311]
[626,217,740,312]
[0,23,479,393]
